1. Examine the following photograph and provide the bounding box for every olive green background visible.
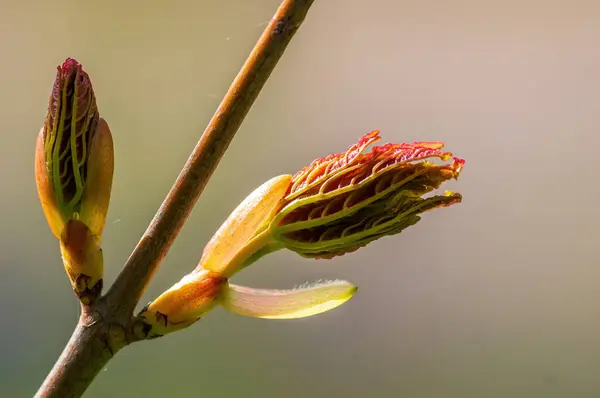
[1,0,599,397]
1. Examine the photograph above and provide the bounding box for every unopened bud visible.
[35,58,114,240]
[35,58,114,303]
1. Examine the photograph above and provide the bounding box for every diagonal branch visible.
[106,0,315,318]
[35,2,316,397]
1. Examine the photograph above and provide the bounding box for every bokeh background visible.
[1,0,600,397]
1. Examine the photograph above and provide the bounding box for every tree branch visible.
[35,306,114,398]
[35,1,316,397]
[106,0,315,319]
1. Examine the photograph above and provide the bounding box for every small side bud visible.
[59,219,103,303]
[137,270,227,337]
[221,280,358,319]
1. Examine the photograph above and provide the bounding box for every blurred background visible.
[1,0,599,397]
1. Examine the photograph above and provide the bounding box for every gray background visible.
[1,0,599,397]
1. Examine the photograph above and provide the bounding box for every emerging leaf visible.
[222,280,357,319]
[270,130,464,258]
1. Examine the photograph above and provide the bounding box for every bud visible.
[35,58,114,302]
[200,131,464,267]
[59,219,103,303]
[136,175,357,336]
[270,130,464,258]
[136,130,464,337]
[35,58,114,240]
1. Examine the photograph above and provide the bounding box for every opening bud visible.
[137,130,464,337]
[35,58,114,240]
[270,130,464,258]
[200,130,464,266]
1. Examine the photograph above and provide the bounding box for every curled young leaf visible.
[270,130,464,259]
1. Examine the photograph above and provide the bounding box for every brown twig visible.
[34,1,315,397]
[34,305,118,398]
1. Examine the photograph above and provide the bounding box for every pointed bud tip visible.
[53,58,90,96]
[60,58,81,74]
